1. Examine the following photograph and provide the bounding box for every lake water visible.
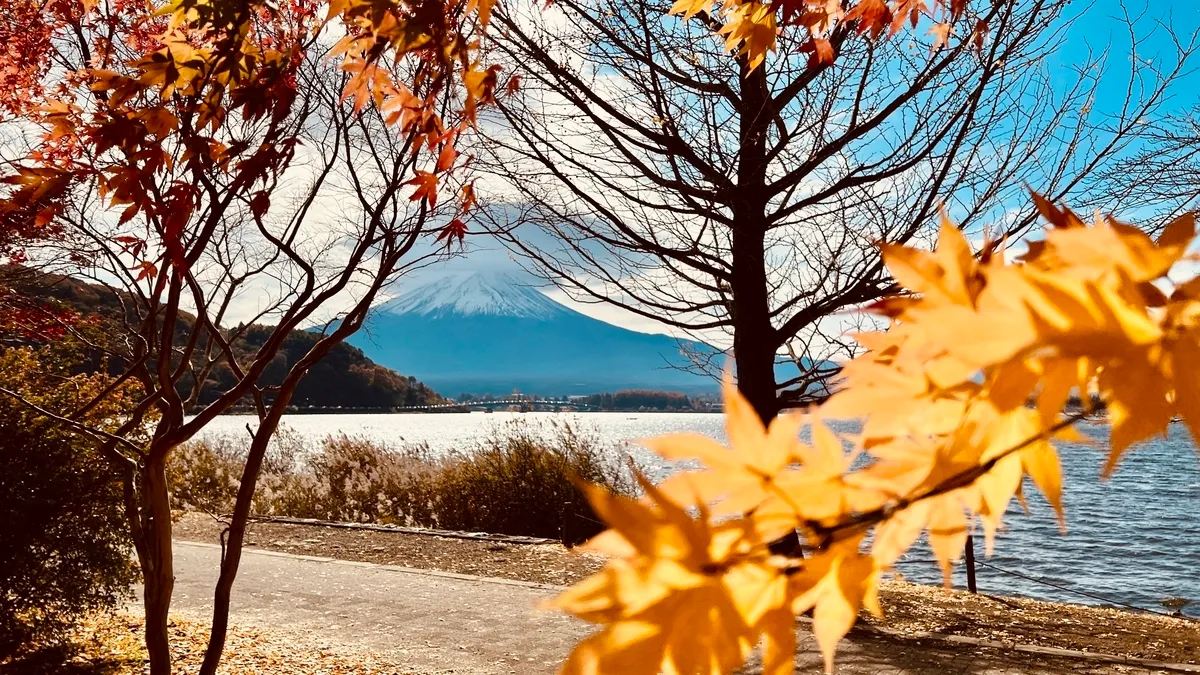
[200,412,1200,618]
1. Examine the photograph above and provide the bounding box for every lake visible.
[199,411,1200,618]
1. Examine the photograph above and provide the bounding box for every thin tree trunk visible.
[197,385,296,675]
[141,455,175,675]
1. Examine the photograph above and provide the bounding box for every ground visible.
[146,542,1200,674]
[8,513,1197,674]
[0,611,404,675]
[170,512,1200,670]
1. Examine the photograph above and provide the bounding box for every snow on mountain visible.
[349,269,723,395]
[378,271,570,320]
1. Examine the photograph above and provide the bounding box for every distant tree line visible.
[454,389,699,410]
[580,390,695,411]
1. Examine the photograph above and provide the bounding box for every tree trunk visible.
[731,59,778,427]
[730,224,778,425]
[198,388,295,675]
[141,454,175,675]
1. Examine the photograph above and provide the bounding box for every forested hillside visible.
[1,267,442,410]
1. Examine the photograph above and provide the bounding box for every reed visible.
[168,419,632,543]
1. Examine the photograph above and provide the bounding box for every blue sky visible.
[1051,1,1200,115]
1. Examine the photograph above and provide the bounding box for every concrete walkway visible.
[162,541,1178,674]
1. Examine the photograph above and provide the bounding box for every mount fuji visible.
[346,271,722,396]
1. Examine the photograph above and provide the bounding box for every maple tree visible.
[552,197,1200,674]
[663,0,984,71]
[0,0,501,672]
[478,0,1195,425]
[0,0,1195,673]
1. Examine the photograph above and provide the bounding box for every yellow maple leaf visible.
[880,215,979,308]
[1166,301,1200,456]
[650,375,802,524]
[788,537,882,672]
[550,477,796,675]
[717,1,777,70]
[1034,212,1189,283]
[551,198,1200,675]
[669,0,712,20]
[652,378,881,539]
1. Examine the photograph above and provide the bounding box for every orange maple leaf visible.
[460,182,478,212]
[407,170,439,207]
[844,0,892,39]
[928,22,952,50]
[890,0,929,35]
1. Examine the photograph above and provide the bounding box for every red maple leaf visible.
[436,218,468,249]
[503,74,522,98]
[407,170,439,208]
[844,0,893,39]
[799,37,835,68]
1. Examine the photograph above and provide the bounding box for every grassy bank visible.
[168,420,633,544]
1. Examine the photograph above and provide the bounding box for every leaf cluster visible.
[553,197,1200,674]
[669,0,983,70]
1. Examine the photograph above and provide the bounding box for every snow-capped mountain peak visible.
[379,271,571,319]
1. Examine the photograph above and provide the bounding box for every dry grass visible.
[0,611,408,675]
[168,419,633,543]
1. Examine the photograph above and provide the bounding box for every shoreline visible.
[217,408,723,415]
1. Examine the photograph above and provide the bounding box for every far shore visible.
[220,407,724,415]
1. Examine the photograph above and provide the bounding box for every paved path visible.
[163,542,1178,674]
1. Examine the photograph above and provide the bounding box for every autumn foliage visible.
[0,0,501,265]
[669,0,985,69]
[0,0,1186,673]
[552,199,1200,674]
[0,0,504,671]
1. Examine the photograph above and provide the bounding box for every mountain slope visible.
[349,272,723,395]
[1,266,442,409]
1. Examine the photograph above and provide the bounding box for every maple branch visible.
[807,410,1093,549]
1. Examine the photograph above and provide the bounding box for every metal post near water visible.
[964,534,978,593]
[561,501,573,549]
